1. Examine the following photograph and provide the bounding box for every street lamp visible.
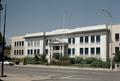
[102,8,113,70]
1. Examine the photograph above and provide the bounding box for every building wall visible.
[10,24,112,61]
[11,36,25,58]
[108,25,120,58]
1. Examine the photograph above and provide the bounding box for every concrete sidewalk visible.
[15,64,112,71]
[0,73,50,81]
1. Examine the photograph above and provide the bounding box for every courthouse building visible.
[11,24,120,62]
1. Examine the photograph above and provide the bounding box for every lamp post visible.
[102,8,113,70]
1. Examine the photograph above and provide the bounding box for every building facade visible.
[10,24,120,62]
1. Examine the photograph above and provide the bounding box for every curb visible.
[15,64,112,71]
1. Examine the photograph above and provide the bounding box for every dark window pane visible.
[96,47,100,55]
[115,33,119,41]
[31,49,33,55]
[80,37,83,43]
[68,38,71,44]
[72,48,75,55]
[85,36,88,43]
[73,38,75,44]
[115,47,119,53]
[85,48,88,55]
[91,36,95,43]
[91,48,94,54]
[28,49,30,55]
[80,48,83,55]
[68,48,71,55]
[96,35,100,42]
[46,49,48,54]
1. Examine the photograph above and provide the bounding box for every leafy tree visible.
[113,51,120,63]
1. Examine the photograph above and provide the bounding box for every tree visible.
[113,51,120,63]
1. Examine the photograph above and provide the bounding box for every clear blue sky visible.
[1,0,120,44]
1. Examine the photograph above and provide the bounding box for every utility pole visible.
[0,0,7,77]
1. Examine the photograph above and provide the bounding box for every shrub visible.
[84,57,98,64]
[50,60,70,66]
[113,51,120,63]
[90,60,110,68]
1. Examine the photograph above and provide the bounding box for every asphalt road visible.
[1,65,120,81]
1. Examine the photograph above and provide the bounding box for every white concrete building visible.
[10,24,120,62]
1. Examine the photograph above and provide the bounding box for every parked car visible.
[0,61,14,66]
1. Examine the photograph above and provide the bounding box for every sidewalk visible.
[0,73,50,81]
[15,64,112,71]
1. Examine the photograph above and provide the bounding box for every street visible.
[1,65,120,81]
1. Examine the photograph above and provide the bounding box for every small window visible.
[68,48,71,55]
[31,49,33,55]
[68,38,71,44]
[91,48,94,55]
[19,50,21,55]
[85,48,88,55]
[91,36,95,43]
[22,41,24,46]
[46,40,48,45]
[96,47,100,55]
[28,49,30,55]
[115,47,119,53]
[115,33,119,41]
[46,49,48,54]
[37,49,40,55]
[14,42,16,46]
[22,50,24,55]
[14,50,16,55]
[80,48,83,55]
[85,36,88,43]
[80,37,83,43]
[72,48,75,55]
[34,49,36,55]
[96,35,100,42]
[73,38,75,44]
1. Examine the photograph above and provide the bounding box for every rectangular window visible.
[80,48,83,55]
[46,40,48,45]
[22,41,24,46]
[20,41,21,46]
[73,38,75,44]
[22,50,24,55]
[115,33,119,41]
[72,48,75,55]
[91,36,95,43]
[68,48,71,55]
[96,47,100,55]
[14,42,16,46]
[115,47,119,53]
[37,49,40,55]
[17,50,18,55]
[34,49,36,55]
[28,49,30,55]
[31,49,33,55]
[19,50,21,55]
[96,35,100,42]
[85,36,88,43]
[85,48,88,55]
[14,50,16,55]
[68,38,71,44]
[46,49,48,54]
[80,37,83,43]
[91,48,94,55]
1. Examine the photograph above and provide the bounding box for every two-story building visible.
[10,24,120,62]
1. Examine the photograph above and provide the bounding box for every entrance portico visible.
[47,39,68,63]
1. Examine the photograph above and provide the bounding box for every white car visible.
[0,61,14,66]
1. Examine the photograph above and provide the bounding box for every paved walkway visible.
[15,64,112,71]
[0,73,50,81]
